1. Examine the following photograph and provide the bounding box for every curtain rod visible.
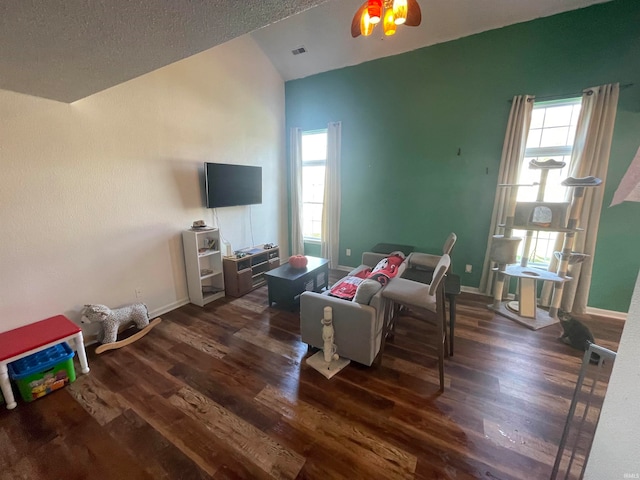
[508,83,634,103]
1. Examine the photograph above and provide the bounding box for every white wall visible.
[0,35,289,334]
[584,269,640,478]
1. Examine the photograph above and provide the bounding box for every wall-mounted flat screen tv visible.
[204,162,262,208]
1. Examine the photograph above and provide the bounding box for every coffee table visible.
[265,256,329,309]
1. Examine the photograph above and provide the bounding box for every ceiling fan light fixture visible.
[393,0,408,25]
[360,11,375,36]
[351,0,421,38]
[367,0,382,24]
[383,8,397,35]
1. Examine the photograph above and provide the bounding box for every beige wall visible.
[0,35,288,334]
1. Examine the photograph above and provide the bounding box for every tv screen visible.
[204,163,262,208]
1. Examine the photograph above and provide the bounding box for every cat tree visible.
[488,159,602,329]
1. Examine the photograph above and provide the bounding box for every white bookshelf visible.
[182,228,225,307]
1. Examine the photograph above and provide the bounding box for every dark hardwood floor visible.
[0,274,623,479]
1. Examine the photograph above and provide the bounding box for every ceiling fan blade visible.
[351,1,368,38]
[406,0,422,27]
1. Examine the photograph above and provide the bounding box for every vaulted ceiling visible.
[0,0,611,103]
[0,0,329,103]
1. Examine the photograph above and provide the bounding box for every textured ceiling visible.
[0,0,328,103]
[0,0,612,103]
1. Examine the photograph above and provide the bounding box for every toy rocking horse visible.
[81,303,162,354]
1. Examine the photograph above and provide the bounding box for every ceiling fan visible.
[351,0,422,38]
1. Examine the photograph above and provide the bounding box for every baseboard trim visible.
[336,264,353,272]
[585,306,627,321]
[84,298,190,347]
[461,286,482,295]
[331,273,629,321]
[149,298,190,319]
[458,287,627,321]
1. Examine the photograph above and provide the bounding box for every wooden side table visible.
[0,315,90,409]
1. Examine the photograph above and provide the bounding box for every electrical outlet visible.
[135,288,143,299]
[465,264,472,273]
[346,248,351,256]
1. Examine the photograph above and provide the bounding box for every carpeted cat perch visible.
[306,306,350,379]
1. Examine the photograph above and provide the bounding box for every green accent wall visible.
[304,241,321,257]
[285,0,640,313]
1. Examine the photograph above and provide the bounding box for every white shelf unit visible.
[182,229,225,307]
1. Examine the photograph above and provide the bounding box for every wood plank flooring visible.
[0,276,623,479]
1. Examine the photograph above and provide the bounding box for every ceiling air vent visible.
[291,46,307,55]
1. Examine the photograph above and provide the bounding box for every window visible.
[514,98,582,267]
[301,130,327,241]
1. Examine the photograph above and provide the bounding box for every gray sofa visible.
[300,252,406,366]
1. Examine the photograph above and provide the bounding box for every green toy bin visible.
[8,342,76,402]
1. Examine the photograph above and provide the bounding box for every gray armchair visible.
[300,252,405,366]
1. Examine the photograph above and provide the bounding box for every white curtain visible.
[289,127,304,255]
[479,95,535,295]
[321,121,342,267]
[540,83,620,313]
